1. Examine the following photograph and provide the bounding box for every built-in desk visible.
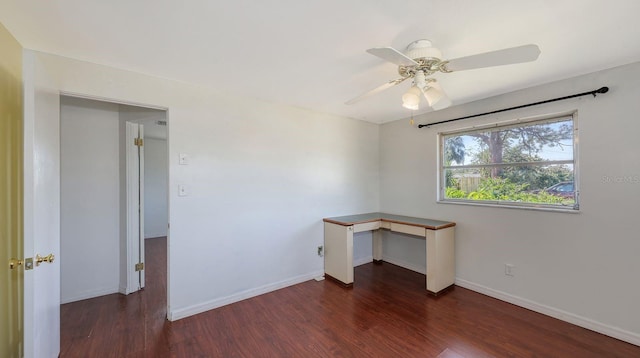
[323,213,456,295]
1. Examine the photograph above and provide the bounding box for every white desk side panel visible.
[426,226,455,293]
[324,222,354,284]
[372,229,383,261]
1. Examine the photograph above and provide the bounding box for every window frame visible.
[437,112,579,212]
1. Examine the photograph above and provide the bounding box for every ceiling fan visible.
[346,40,541,111]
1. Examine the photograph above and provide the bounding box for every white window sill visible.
[437,199,580,214]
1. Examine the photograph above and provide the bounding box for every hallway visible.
[60,237,167,357]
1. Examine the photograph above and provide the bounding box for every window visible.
[439,114,578,210]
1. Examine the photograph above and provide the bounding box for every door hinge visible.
[134,137,144,147]
[135,262,144,271]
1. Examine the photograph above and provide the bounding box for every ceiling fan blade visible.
[445,44,540,72]
[345,77,409,105]
[366,47,418,66]
[421,81,452,110]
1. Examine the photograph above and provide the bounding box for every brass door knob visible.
[9,258,23,270]
[35,253,55,266]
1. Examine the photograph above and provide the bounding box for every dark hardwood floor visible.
[61,237,640,357]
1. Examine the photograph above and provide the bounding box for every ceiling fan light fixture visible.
[424,80,452,110]
[423,86,443,107]
[403,102,419,110]
[402,86,422,110]
[347,39,540,112]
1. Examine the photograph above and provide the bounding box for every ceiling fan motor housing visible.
[405,39,443,60]
[398,39,448,78]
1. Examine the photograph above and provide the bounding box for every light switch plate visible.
[179,153,189,165]
[178,184,188,197]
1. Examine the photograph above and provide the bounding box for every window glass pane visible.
[444,119,573,167]
[440,116,577,210]
[444,168,482,197]
[509,119,573,162]
[501,164,573,192]
[444,165,574,206]
[443,134,476,166]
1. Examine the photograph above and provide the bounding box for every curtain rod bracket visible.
[418,86,609,129]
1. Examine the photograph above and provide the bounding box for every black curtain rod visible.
[417,86,609,128]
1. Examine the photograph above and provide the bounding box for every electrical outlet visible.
[505,263,515,277]
[317,246,324,257]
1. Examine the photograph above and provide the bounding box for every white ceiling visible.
[2,0,640,123]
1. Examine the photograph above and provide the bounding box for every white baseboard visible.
[455,278,640,347]
[61,286,120,304]
[381,255,426,275]
[354,255,373,267]
[119,284,140,295]
[168,270,325,321]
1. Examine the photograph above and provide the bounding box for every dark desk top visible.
[323,212,455,230]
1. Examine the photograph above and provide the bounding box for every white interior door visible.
[126,122,145,291]
[23,50,61,358]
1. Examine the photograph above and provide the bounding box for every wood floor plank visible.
[61,237,640,357]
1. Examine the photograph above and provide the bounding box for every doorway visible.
[59,96,168,304]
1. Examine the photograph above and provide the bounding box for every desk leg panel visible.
[426,227,456,294]
[372,229,383,263]
[324,222,354,285]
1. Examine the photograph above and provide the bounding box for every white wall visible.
[353,232,373,266]
[60,96,121,303]
[380,62,640,344]
[28,50,380,320]
[143,137,168,238]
